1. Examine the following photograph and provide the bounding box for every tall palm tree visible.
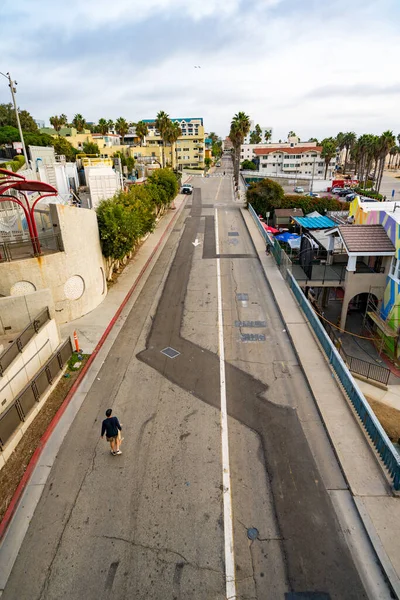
[230,112,251,184]
[321,137,337,178]
[72,113,86,133]
[155,110,171,167]
[287,130,296,139]
[49,114,68,133]
[115,117,129,144]
[107,119,114,132]
[97,118,109,136]
[342,132,356,174]
[164,121,182,169]
[389,146,398,169]
[136,120,149,147]
[264,130,272,143]
[376,130,396,192]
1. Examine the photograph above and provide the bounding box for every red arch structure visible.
[0,168,58,255]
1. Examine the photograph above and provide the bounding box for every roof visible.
[254,146,322,156]
[331,224,395,254]
[294,216,336,229]
[142,118,203,125]
[274,208,304,217]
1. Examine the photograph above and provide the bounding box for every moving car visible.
[181,185,193,195]
[294,186,304,193]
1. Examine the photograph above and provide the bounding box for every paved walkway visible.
[241,207,400,598]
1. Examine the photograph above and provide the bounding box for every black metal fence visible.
[322,320,390,386]
[0,233,63,262]
[0,308,51,376]
[0,337,73,450]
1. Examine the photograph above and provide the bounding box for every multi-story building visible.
[251,143,336,180]
[243,121,273,145]
[140,117,205,169]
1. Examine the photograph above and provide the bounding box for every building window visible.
[262,163,267,168]
[183,147,190,151]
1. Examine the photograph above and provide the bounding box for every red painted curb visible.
[0,203,184,542]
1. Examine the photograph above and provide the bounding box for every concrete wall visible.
[0,204,107,324]
[0,319,60,416]
[0,289,54,335]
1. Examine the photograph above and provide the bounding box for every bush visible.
[241,159,257,171]
[283,194,346,213]
[82,141,100,155]
[147,168,179,204]
[96,198,141,260]
[246,178,284,215]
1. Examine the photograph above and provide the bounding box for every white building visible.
[252,144,336,180]
[243,121,273,145]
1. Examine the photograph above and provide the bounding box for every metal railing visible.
[0,232,63,262]
[0,308,50,376]
[248,203,400,489]
[323,320,390,386]
[0,337,73,450]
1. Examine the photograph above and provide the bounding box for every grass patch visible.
[67,351,89,371]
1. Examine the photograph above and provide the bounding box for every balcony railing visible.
[0,233,63,262]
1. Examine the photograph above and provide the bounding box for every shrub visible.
[241,159,257,171]
[283,194,345,213]
[246,178,284,215]
[354,188,383,201]
[147,168,179,204]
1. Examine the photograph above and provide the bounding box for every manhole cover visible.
[228,231,239,236]
[241,334,266,342]
[236,293,249,301]
[247,527,259,540]
[161,347,181,359]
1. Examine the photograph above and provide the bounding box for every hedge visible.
[353,188,383,201]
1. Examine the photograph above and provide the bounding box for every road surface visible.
[2,156,368,599]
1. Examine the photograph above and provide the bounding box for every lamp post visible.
[0,71,30,168]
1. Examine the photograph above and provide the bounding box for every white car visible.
[294,186,304,193]
[331,187,344,194]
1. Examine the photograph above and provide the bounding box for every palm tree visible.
[264,130,272,143]
[308,137,319,144]
[230,112,251,185]
[389,146,398,169]
[376,130,396,192]
[115,117,129,144]
[107,119,114,132]
[136,120,149,147]
[208,132,219,144]
[155,110,171,167]
[97,118,109,135]
[49,114,68,133]
[166,121,182,169]
[342,132,356,174]
[72,113,86,133]
[321,137,337,178]
[287,130,297,139]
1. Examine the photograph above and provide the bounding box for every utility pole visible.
[0,71,30,168]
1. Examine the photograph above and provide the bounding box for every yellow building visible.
[140,118,205,169]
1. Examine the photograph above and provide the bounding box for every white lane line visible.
[215,204,237,599]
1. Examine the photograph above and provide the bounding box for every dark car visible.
[181,186,193,194]
[339,188,354,197]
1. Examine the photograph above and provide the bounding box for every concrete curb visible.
[0,200,186,544]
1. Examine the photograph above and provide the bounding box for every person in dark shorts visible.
[101,408,122,455]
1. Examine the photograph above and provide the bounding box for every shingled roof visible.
[335,225,395,254]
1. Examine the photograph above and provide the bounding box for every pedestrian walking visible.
[265,240,271,255]
[101,408,122,455]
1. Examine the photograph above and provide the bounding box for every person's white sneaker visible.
[115,450,122,455]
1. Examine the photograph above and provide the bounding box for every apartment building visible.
[252,144,336,179]
[142,117,205,168]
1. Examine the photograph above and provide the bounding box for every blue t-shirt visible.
[101,416,121,438]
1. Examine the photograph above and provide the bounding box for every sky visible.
[0,0,399,141]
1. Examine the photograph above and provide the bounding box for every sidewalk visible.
[241,207,400,599]
[0,192,188,596]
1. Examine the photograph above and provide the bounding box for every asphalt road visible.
[2,155,368,599]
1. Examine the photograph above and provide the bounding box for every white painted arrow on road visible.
[192,238,201,247]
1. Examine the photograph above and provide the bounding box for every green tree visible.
[241,159,257,170]
[0,125,20,144]
[135,120,149,147]
[321,137,337,178]
[212,140,222,159]
[147,168,179,203]
[164,121,181,168]
[49,114,68,132]
[0,103,37,131]
[376,130,396,192]
[308,137,319,144]
[97,118,109,135]
[115,117,129,143]
[249,124,262,144]
[51,136,78,161]
[24,131,54,147]
[342,132,356,173]
[72,114,86,132]
[246,178,284,215]
[230,111,251,185]
[107,119,114,131]
[82,141,100,155]
[96,197,141,261]
[288,130,297,139]
[264,130,272,143]
[18,110,38,132]
[208,132,219,144]
[204,157,212,168]
[155,110,171,167]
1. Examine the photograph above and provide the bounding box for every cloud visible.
[0,0,399,140]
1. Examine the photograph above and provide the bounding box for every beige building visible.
[140,118,205,168]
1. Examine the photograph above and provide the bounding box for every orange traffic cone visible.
[73,330,80,352]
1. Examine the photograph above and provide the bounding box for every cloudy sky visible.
[0,0,399,140]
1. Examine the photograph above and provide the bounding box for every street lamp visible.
[0,71,30,168]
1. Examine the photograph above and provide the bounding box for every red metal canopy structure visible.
[0,168,58,255]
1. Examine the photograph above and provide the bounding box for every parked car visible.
[294,186,304,193]
[343,193,357,201]
[338,188,354,197]
[305,192,320,197]
[331,187,344,194]
[181,185,193,195]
